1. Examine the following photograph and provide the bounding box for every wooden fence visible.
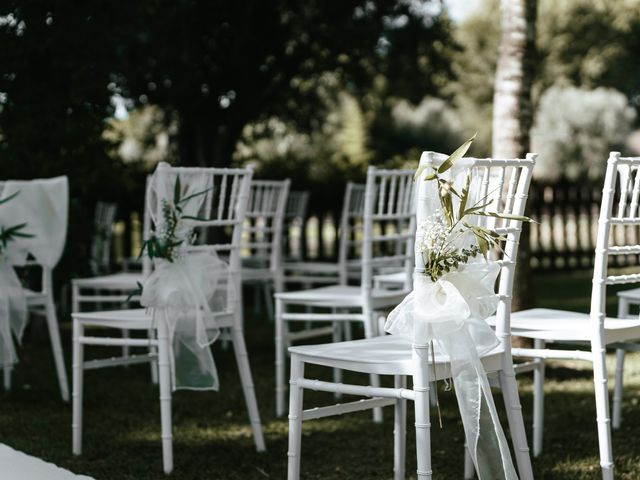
[112,180,640,273]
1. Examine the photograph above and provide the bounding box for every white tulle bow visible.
[385,261,519,480]
[141,251,234,391]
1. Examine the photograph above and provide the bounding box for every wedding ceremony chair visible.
[283,190,309,261]
[71,163,265,474]
[283,182,366,287]
[506,152,640,480]
[0,177,70,402]
[275,167,416,418]
[285,153,536,480]
[241,179,290,320]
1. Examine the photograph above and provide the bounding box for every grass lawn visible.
[2,269,640,479]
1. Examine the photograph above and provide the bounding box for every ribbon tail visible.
[442,325,518,480]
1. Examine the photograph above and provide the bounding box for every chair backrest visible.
[244,179,291,272]
[285,191,309,221]
[89,201,117,275]
[361,167,417,296]
[150,163,253,303]
[415,152,536,348]
[591,153,640,331]
[337,182,366,283]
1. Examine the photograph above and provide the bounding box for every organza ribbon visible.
[140,251,234,391]
[0,260,27,368]
[385,261,518,480]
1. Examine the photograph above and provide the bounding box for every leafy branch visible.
[0,191,34,257]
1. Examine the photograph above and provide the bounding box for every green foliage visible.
[531,85,636,181]
[0,191,34,256]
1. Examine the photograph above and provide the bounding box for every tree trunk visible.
[492,0,537,311]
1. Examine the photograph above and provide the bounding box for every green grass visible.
[2,270,640,479]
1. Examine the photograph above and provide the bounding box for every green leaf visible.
[174,176,181,204]
[458,171,472,219]
[474,211,534,222]
[178,185,215,205]
[437,132,477,174]
[0,190,20,205]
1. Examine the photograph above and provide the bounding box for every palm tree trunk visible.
[492,0,537,311]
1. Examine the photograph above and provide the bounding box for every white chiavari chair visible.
[285,154,536,480]
[506,152,640,480]
[283,182,366,287]
[241,179,290,320]
[71,163,265,474]
[275,167,416,418]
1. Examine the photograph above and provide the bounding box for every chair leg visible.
[263,282,274,322]
[332,319,342,399]
[463,441,474,479]
[276,298,287,417]
[592,347,614,479]
[149,328,159,385]
[122,329,131,363]
[363,313,383,423]
[393,375,407,480]
[231,325,266,452]
[156,321,173,475]
[72,320,84,455]
[612,348,625,429]
[533,339,546,456]
[413,348,432,479]
[498,368,534,480]
[287,354,305,480]
[45,294,70,402]
[3,345,11,391]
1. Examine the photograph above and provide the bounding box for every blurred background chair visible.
[274,166,415,418]
[241,179,290,321]
[283,190,309,262]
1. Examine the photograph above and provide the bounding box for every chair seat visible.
[493,308,640,344]
[617,287,640,302]
[73,272,144,290]
[275,284,409,309]
[288,335,504,377]
[72,308,234,330]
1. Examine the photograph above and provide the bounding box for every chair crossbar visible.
[608,245,640,255]
[512,347,593,362]
[302,397,395,421]
[296,378,416,401]
[606,273,640,285]
[282,313,363,322]
[84,353,156,370]
[287,326,334,342]
[78,336,156,348]
[76,295,138,303]
[610,217,640,225]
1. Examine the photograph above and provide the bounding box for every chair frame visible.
[71,163,265,474]
[285,154,536,480]
[511,153,640,480]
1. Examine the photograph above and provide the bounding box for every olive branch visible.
[415,134,533,282]
[125,176,213,303]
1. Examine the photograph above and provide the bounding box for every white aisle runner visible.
[0,444,94,480]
